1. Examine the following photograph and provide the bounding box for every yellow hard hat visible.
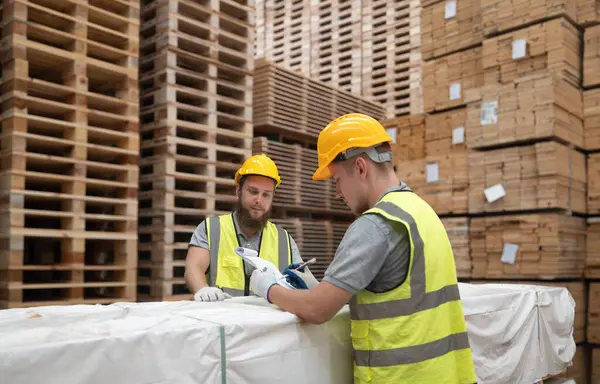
[235,154,282,187]
[312,113,393,180]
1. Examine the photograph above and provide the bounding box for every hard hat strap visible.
[335,145,392,164]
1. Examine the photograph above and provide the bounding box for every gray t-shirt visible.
[323,183,412,295]
[189,212,303,274]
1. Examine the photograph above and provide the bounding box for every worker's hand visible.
[250,268,278,302]
[284,264,319,290]
[194,286,232,302]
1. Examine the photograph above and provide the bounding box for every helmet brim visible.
[312,165,331,180]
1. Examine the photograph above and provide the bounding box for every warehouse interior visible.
[0,0,599,382]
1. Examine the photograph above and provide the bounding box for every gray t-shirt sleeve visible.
[323,214,410,295]
[189,219,209,249]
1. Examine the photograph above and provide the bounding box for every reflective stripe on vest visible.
[351,193,476,383]
[207,215,290,294]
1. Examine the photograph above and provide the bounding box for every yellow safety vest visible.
[351,191,477,384]
[206,214,291,296]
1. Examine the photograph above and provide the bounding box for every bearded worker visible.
[184,154,309,302]
[249,114,477,383]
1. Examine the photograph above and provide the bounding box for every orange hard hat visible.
[312,113,393,180]
[235,154,282,187]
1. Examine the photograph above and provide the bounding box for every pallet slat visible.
[585,89,600,151]
[584,25,600,88]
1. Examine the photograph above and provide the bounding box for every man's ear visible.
[356,157,368,179]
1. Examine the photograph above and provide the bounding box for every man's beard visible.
[236,198,271,231]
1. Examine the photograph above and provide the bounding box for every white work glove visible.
[194,287,232,302]
[250,268,279,302]
[284,264,319,290]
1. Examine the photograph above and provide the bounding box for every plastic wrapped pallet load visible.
[0,284,576,384]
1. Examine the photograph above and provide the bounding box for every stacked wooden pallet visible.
[136,0,254,301]
[253,59,386,143]
[0,0,140,309]
[254,0,422,118]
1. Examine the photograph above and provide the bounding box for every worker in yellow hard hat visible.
[249,114,477,383]
[184,154,312,301]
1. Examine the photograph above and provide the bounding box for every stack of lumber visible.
[136,0,254,301]
[584,25,600,89]
[381,115,426,162]
[253,0,422,118]
[585,89,600,151]
[424,108,468,156]
[588,219,600,278]
[270,218,350,280]
[468,142,587,214]
[467,18,584,150]
[0,0,140,309]
[253,59,387,143]
[442,218,471,278]
[470,214,586,279]
[589,283,600,344]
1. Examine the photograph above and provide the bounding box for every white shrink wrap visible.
[0,284,576,384]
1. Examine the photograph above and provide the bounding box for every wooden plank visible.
[442,217,471,278]
[424,108,467,156]
[470,213,586,279]
[468,142,587,214]
[587,221,600,278]
[593,348,600,384]
[481,0,577,37]
[584,25,600,89]
[421,0,483,60]
[585,89,600,151]
[590,154,600,215]
[423,46,483,113]
[577,0,600,27]
[482,18,581,88]
[395,152,468,215]
[589,283,600,344]
[382,114,426,162]
[466,73,583,150]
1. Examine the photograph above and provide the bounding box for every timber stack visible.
[254,0,423,118]
[252,59,387,279]
[0,0,140,309]
[385,0,600,381]
[136,0,254,301]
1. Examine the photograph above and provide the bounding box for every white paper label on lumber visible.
[445,0,457,19]
[450,83,461,101]
[484,184,506,203]
[481,101,498,125]
[386,128,397,144]
[512,39,527,60]
[426,163,439,183]
[501,243,519,264]
[452,126,465,144]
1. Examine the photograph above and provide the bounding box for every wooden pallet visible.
[466,73,584,150]
[425,108,468,156]
[423,46,483,113]
[593,348,600,384]
[585,89,600,151]
[382,115,426,162]
[584,25,600,89]
[421,0,483,61]
[481,0,577,38]
[263,0,311,74]
[469,280,586,344]
[470,213,586,279]
[587,219,600,278]
[253,59,386,143]
[395,152,469,215]
[468,142,587,214]
[255,0,266,59]
[309,0,363,95]
[361,0,417,117]
[252,137,350,215]
[441,217,471,278]
[482,18,581,89]
[0,0,140,309]
[590,154,600,214]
